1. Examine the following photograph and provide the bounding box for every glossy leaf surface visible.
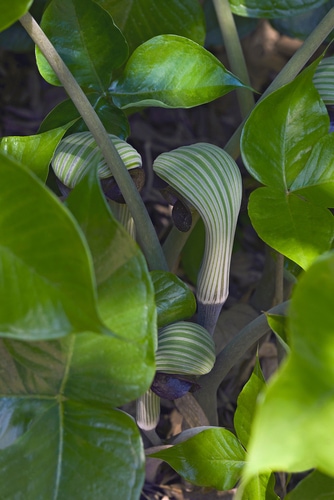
[0,337,145,499]
[228,0,328,18]
[0,154,107,340]
[96,0,206,56]
[241,61,328,191]
[151,271,196,327]
[240,473,279,500]
[285,470,334,499]
[151,428,246,490]
[244,251,334,478]
[36,0,128,91]
[248,187,334,270]
[112,35,249,109]
[39,93,130,139]
[0,0,33,32]
[234,358,265,449]
[65,168,156,393]
[0,126,70,181]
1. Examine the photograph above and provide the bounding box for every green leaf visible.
[313,54,334,105]
[248,187,334,270]
[241,60,329,191]
[266,313,290,351]
[228,0,329,18]
[95,0,206,55]
[0,0,33,32]
[151,270,196,328]
[240,473,279,500]
[65,168,156,393]
[285,470,334,500]
[234,358,266,449]
[112,34,249,109]
[151,428,246,490]
[0,337,145,499]
[244,251,334,478]
[0,153,108,340]
[36,0,128,91]
[290,134,334,208]
[0,125,71,181]
[39,93,130,139]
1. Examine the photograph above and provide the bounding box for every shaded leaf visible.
[234,358,265,449]
[96,0,206,55]
[248,187,334,270]
[266,313,290,351]
[313,54,334,105]
[285,469,334,499]
[0,0,33,32]
[241,60,328,190]
[36,0,128,91]
[244,251,334,478]
[228,0,329,18]
[112,34,249,109]
[151,428,246,490]
[151,270,196,328]
[240,472,279,500]
[0,125,71,181]
[0,153,107,340]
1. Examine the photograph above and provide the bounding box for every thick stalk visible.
[19,12,168,271]
[163,211,200,271]
[195,301,289,424]
[212,0,255,118]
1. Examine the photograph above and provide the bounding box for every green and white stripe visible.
[156,321,215,375]
[52,131,142,188]
[313,56,334,105]
[153,143,242,332]
[136,389,160,431]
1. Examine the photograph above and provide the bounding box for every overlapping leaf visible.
[36,0,128,91]
[0,153,108,340]
[95,0,206,56]
[0,0,33,32]
[228,0,328,18]
[241,60,334,269]
[112,35,249,109]
[244,251,334,479]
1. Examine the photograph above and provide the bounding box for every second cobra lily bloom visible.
[153,143,242,334]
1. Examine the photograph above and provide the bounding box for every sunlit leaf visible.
[0,0,33,32]
[228,0,329,18]
[36,0,128,91]
[241,60,328,190]
[244,251,334,478]
[151,428,246,490]
[248,187,334,270]
[96,0,206,55]
[0,125,71,181]
[112,34,249,109]
[0,154,108,340]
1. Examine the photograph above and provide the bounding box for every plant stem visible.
[212,0,255,119]
[195,301,289,424]
[19,12,168,272]
[163,211,200,271]
[224,7,334,160]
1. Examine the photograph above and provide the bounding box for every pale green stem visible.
[212,0,255,118]
[163,211,201,271]
[195,301,289,424]
[19,12,168,271]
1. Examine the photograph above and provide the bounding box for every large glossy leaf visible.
[151,428,246,490]
[0,153,108,340]
[0,337,146,499]
[228,0,328,18]
[0,0,33,32]
[290,134,334,208]
[151,271,196,328]
[112,35,249,109]
[36,0,128,91]
[0,125,70,181]
[241,60,329,191]
[95,0,206,56]
[39,93,129,139]
[240,473,279,500]
[244,251,334,479]
[285,470,334,499]
[65,167,156,385]
[248,187,334,270]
